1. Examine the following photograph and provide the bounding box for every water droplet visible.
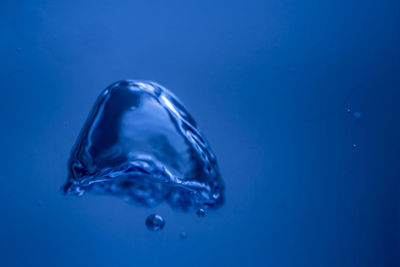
[353,111,362,120]
[179,232,187,239]
[352,143,357,148]
[63,80,224,211]
[145,214,165,231]
[196,208,206,217]
[346,108,351,113]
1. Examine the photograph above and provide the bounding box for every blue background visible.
[1,0,399,266]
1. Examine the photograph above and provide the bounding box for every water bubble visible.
[145,214,165,231]
[63,80,224,211]
[353,112,362,120]
[346,108,351,113]
[179,232,187,239]
[352,143,357,148]
[196,208,206,217]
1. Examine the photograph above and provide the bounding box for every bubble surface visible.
[145,214,165,231]
[63,80,224,211]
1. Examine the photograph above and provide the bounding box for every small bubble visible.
[352,144,357,148]
[346,108,351,113]
[145,214,165,231]
[196,208,206,217]
[353,112,362,120]
[179,232,187,239]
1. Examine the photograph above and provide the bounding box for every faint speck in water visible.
[352,143,357,149]
[196,208,206,217]
[346,108,351,113]
[36,200,44,207]
[353,111,362,120]
[179,232,187,239]
[15,48,21,53]
[145,214,165,231]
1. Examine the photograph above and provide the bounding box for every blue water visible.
[64,80,224,211]
[1,1,399,267]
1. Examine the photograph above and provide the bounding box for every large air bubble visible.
[63,80,224,211]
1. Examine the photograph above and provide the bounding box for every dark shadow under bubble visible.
[63,80,224,211]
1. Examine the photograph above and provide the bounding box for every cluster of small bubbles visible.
[145,214,165,231]
[196,208,206,217]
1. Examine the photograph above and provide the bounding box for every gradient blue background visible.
[1,0,399,266]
